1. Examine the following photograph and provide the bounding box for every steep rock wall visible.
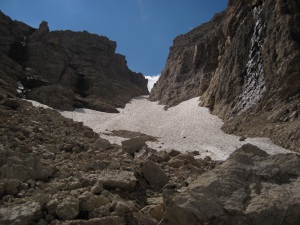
[150,0,300,151]
[0,11,148,112]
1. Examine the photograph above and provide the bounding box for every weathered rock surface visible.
[160,144,300,225]
[150,0,300,152]
[0,201,42,225]
[0,11,148,112]
[56,197,80,220]
[121,137,148,156]
[142,160,169,188]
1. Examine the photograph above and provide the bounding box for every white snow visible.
[55,96,292,160]
[145,75,160,91]
[16,81,24,94]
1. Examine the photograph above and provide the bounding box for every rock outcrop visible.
[150,0,300,152]
[160,144,300,225]
[0,11,148,112]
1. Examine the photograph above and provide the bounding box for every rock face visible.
[150,0,300,152]
[0,11,148,112]
[160,144,300,225]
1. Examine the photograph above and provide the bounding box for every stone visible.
[141,205,164,222]
[65,216,125,225]
[0,201,42,225]
[97,170,137,191]
[80,195,110,212]
[3,179,20,196]
[94,138,113,150]
[161,144,300,225]
[56,197,80,220]
[166,158,184,168]
[46,199,59,216]
[91,181,104,194]
[121,137,147,156]
[89,206,110,218]
[142,160,169,188]
[1,98,20,109]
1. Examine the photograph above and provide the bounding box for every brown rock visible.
[121,137,147,156]
[142,160,169,188]
[56,197,80,220]
[161,144,300,225]
[0,11,148,112]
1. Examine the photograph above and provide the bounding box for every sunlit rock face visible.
[150,0,300,151]
[0,11,149,112]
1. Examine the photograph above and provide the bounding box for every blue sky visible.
[0,0,227,76]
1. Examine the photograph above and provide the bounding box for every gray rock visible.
[91,181,104,194]
[0,201,42,225]
[56,197,80,220]
[142,160,169,188]
[161,144,300,225]
[46,199,59,216]
[121,137,147,156]
[141,204,164,222]
[97,170,137,191]
[2,179,20,196]
[94,138,113,150]
[80,195,110,212]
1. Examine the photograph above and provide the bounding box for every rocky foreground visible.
[1,98,300,225]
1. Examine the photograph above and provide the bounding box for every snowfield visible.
[54,96,292,160]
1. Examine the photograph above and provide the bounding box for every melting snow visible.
[56,96,291,160]
[233,6,266,114]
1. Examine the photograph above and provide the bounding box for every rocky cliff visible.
[0,11,148,112]
[150,0,300,151]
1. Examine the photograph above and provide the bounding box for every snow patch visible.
[59,96,291,160]
[145,75,160,92]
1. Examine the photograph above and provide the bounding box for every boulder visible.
[161,144,300,225]
[2,179,20,196]
[97,170,136,191]
[141,204,164,222]
[56,197,80,220]
[0,201,42,225]
[80,195,110,212]
[121,137,147,156]
[1,98,20,109]
[2,154,54,182]
[142,160,169,188]
[94,138,113,150]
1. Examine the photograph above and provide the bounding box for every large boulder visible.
[96,170,137,191]
[161,144,300,225]
[121,137,147,156]
[2,154,54,182]
[142,160,169,188]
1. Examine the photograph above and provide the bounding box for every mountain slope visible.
[0,11,149,112]
[150,0,300,151]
